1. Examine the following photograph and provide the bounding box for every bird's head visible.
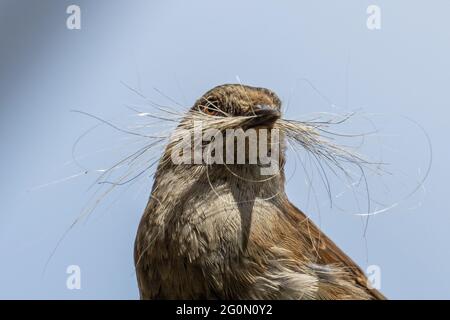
[162,84,286,178]
[193,84,282,129]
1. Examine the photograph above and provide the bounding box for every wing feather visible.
[285,201,386,300]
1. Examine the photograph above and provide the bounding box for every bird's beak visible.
[243,105,281,129]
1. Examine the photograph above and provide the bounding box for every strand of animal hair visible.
[276,118,384,214]
[98,156,161,186]
[121,81,187,114]
[126,104,184,123]
[44,168,138,273]
[90,138,165,189]
[284,138,323,258]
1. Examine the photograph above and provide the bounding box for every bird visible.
[134,84,386,300]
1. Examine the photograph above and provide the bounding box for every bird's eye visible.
[201,105,218,115]
[199,99,221,115]
[197,96,222,116]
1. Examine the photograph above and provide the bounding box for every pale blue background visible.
[1,0,449,299]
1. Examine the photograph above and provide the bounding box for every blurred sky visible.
[1,0,449,299]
